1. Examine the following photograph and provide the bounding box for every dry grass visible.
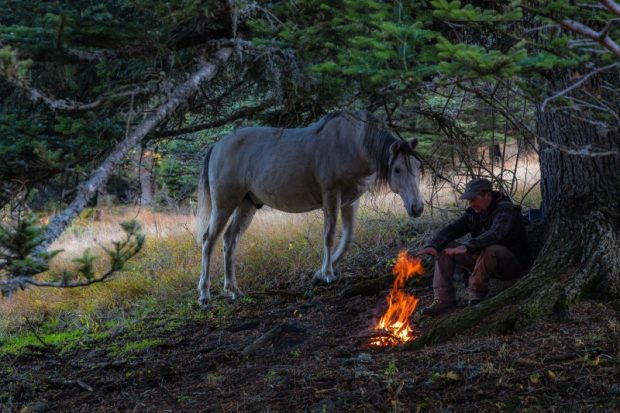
[49,207,195,257]
[0,195,410,334]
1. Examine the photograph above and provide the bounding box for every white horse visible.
[196,110,424,305]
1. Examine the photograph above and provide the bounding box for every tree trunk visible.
[137,147,154,206]
[407,105,620,349]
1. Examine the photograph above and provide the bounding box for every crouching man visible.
[416,178,531,316]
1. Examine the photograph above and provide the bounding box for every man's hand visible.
[415,247,437,256]
[444,245,467,256]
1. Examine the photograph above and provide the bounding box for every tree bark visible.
[137,147,155,206]
[33,48,232,256]
[408,103,620,349]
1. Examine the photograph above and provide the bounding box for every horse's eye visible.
[394,167,401,174]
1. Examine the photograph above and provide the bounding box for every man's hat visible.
[460,178,493,200]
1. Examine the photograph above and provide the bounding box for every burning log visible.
[369,330,404,347]
[352,330,401,347]
[369,250,425,347]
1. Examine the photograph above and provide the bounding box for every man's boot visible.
[421,299,455,316]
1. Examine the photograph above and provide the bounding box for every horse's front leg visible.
[332,199,360,265]
[314,190,340,283]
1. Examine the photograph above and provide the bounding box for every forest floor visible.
[3,235,619,413]
[3,302,620,413]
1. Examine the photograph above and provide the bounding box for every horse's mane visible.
[311,111,344,135]
[312,110,419,188]
[357,111,420,189]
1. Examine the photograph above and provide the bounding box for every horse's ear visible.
[390,141,401,157]
[409,138,418,150]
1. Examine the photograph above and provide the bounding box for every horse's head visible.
[388,139,424,218]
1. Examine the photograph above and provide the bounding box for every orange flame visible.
[370,250,424,347]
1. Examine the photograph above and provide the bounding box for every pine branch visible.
[1,220,144,290]
[23,84,158,111]
[2,260,128,289]
[155,98,274,139]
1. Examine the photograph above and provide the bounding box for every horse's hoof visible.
[224,288,244,300]
[197,295,212,309]
[313,270,336,284]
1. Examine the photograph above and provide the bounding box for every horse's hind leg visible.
[332,199,360,266]
[198,206,233,306]
[223,199,256,299]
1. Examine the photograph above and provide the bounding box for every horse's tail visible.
[196,145,214,245]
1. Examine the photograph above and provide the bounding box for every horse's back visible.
[207,119,373,212]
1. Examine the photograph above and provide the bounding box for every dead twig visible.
[541,62,620,112]
[253,289,304,297]
[241,324,284,356]
[24,316,54,351]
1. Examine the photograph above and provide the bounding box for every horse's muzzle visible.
[409,205,423,218]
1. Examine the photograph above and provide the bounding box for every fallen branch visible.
[48,378,94,392]
[354,329,399,341]
[241,324,284,357]
[24,316,53,351]
[341,272,428,298]
[32,47,232,257]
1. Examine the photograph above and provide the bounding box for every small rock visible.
[609,384,620,395]
[355,352,372,363]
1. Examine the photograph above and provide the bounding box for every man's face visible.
[468,191,493,213]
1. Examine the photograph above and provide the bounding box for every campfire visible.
[369,250,424,347]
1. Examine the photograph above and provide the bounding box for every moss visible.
[111,338,165,356]
[0,329,83,356]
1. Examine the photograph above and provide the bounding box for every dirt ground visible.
[2,244,619,413]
